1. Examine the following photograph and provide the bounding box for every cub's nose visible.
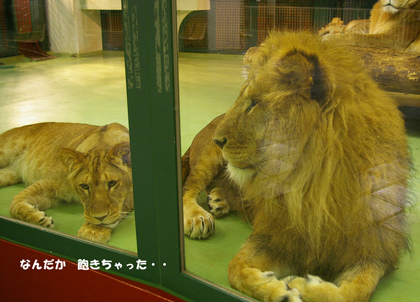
[213,137,227,149]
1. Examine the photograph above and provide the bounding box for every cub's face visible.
[60,143,132,227]
[75,160,132,227]
[380,0,419,13]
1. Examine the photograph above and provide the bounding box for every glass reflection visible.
[0,1,136,253]
[178,0,420,300]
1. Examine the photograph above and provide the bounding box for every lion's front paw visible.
[37,212,54,228]
[276,290,302,302]
[260,272,302,302]
[207,188,230,217]
[287,275,339,301]
[287,275,326,289]
[77,223,112,244]
[184,203,214,239]
[30,207,54,228]
[10,203,55,228]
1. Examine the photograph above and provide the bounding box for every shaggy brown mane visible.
[243,32,410,261]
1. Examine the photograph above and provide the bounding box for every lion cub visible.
[0,122,133,243]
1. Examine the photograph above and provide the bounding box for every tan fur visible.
[318,17,346,35]
[318,18,370,36]
[182,115,225,238]
[182,32,411,301]
[327,0,420,53]
[1,122,133,243]
[344,19,371,33]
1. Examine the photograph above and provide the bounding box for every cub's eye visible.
[247,99,258,111]
[79,184,89,190]
[108,180,117,188]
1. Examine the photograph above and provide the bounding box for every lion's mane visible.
[219,31,411,279]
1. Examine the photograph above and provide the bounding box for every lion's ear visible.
[243,46,260,71]
[60,148,85,171]
[276,49,328,105]
[109,142,131,168]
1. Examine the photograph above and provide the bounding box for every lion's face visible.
[212,82,268,187]
[379,0,419,13]
[214,34,325,187]
[60,142,132,227]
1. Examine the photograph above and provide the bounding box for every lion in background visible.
[0,122,133,244]
[318,17,370,36]
[182,31,411,302]
[319,0,420,53]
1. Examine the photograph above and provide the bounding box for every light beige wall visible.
[177,0,210,10]
[81,0,121,10]
[75,8,102,54]
[46,0,78,54]
[46,0,102,54]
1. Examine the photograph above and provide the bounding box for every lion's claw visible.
[207,188,230,217]
[184,203,214,239]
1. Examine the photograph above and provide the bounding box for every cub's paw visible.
[11,204,55,228]
[37,212,54,228]
[184,203,214,239]
[207,188,230,217]
[29,206,54,228]
[77,223,112,244]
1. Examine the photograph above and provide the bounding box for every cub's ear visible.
[276,49,328,105]
[60,148,85,171]
[109,142,131,168]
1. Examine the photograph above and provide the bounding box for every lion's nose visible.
[95,213,109,221]
[213,137,227,149]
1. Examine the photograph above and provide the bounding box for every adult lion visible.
[0,122,133,243]
[326,0,420,53]
[182,32,411,302]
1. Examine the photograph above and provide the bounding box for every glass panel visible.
[178,1,420,301]
[178,1,255,294]
[179,47,254,290]
[0,1,136,254]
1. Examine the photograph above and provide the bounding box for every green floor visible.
[0,52,419,301]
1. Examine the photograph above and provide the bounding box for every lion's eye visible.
[247,99,258,111]
[79,184,89,190]
[108,180,117,188]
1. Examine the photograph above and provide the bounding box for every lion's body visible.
[182,32,411,302]
[370,0,420,34]
[318,18,370,36]
[325,0,420,53]
[0,122,133,243]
